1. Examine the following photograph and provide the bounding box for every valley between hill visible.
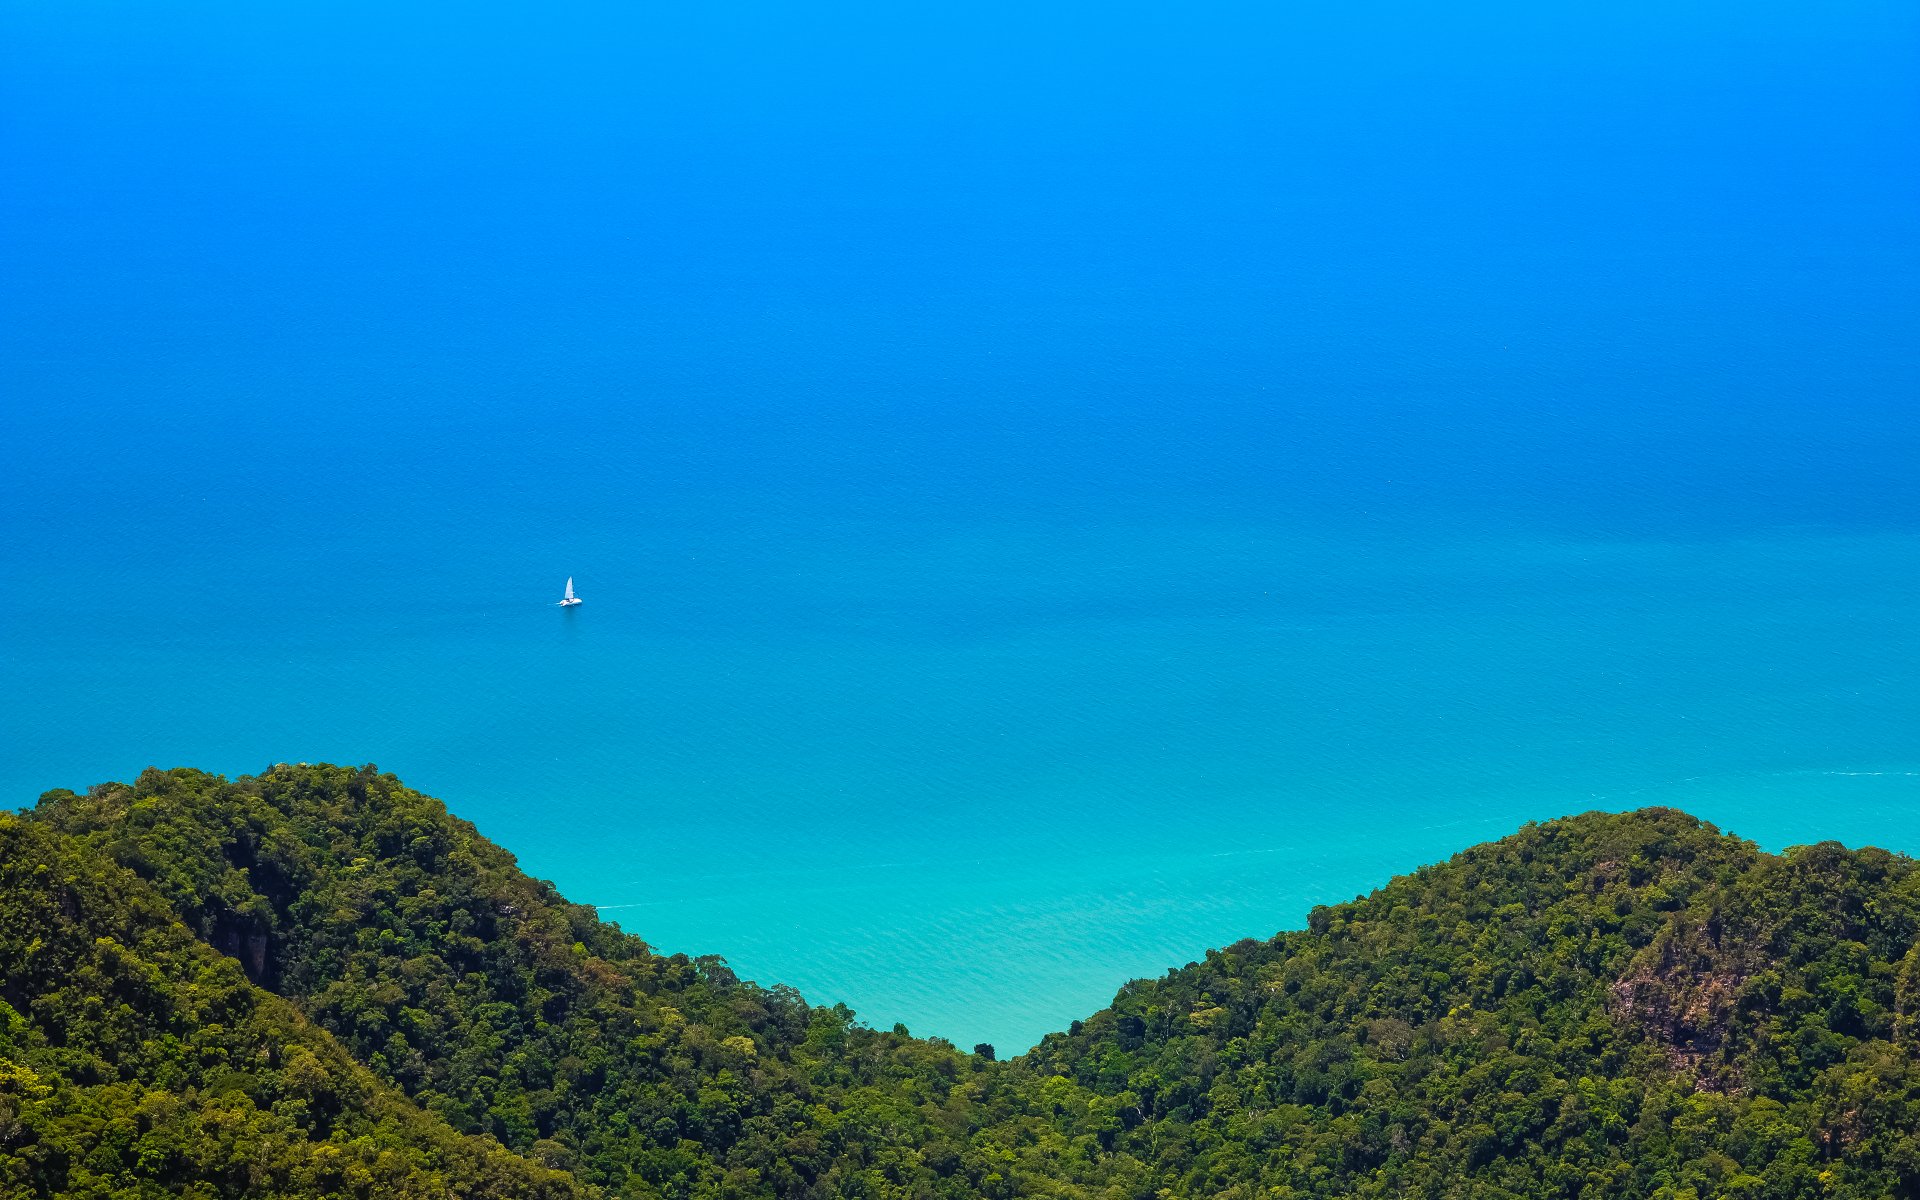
[4,764,1916,1198]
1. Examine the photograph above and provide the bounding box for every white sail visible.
[564,577,575,601]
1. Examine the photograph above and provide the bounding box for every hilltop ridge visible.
[5,765,1918,1198]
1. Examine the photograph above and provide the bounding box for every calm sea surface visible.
[3,0,1917,1051]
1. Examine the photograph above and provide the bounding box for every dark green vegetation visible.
[5,765,1918,1199]
[0,809,580,1200]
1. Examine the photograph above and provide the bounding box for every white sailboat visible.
[558,576,582,607]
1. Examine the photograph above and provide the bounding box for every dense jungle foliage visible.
[5,764,1919,1199]
[24,766,1075,1200]
[0,810,581,1200]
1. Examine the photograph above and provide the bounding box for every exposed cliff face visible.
[1607,837,1920,1098]
[208,914,272,981]
[1607,911,1759,1089]
[1897,943,1920,1049]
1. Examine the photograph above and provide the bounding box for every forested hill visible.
[6,766,1920,1199]
[1022,805,1920,1196]
[0,808,583,1200]
[21,765,1022,1200]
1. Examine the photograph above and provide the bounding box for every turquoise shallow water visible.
[3,0,1918,1050]
[5,519,1918,1050]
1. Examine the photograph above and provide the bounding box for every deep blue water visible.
[3,0,1918,1052]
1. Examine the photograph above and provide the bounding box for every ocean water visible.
[3,0,1917,1052]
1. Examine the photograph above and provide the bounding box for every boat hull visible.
[559,598,582,607]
